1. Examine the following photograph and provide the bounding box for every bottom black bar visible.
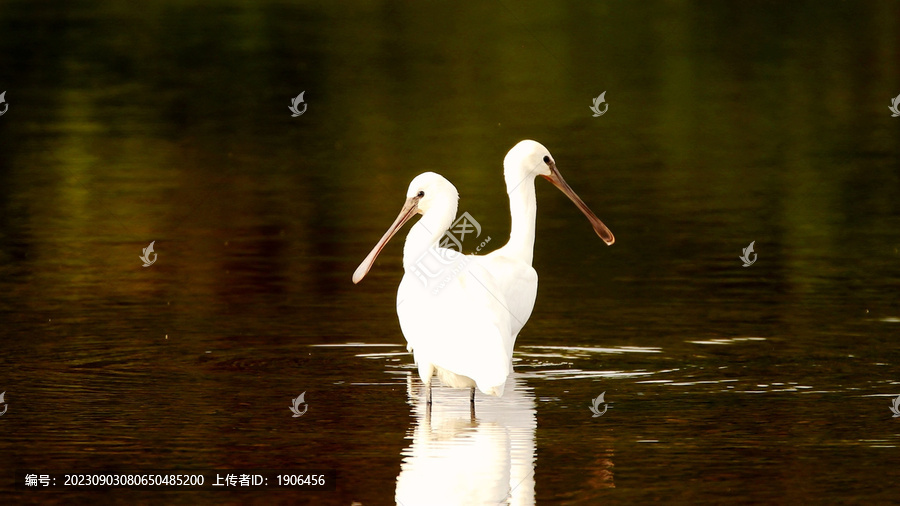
[14,470,337,491]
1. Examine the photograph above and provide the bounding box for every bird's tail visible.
[479,382,506,397]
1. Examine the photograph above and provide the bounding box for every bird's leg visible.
[470,387,475,404]
[425,381,432,420]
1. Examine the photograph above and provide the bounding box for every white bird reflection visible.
[396,374,536,506]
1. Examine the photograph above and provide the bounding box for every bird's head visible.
[406,171,459,216]
[352,172,458,284]
[504,140,614,245]
[504,140,554,180]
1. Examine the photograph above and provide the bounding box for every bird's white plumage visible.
[393,173,514,396]
[398,254,513,395]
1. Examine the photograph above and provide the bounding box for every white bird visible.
[352,141,614,405]
[477,140,614,336]
[353,172,515,403]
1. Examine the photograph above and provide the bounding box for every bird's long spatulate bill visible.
[352,197,420,283]
[544,161,615,245]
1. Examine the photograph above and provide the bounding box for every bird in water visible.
[353,140,613,407]
[464,140,614,339]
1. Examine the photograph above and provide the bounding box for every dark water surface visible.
[2,0,900,504]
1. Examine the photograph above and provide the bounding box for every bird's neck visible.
[403,204,457,270]
[503,173,538,265]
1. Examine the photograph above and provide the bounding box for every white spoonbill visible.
[352,142,615,405]
[353,172,514,403]
[477,139,615,338]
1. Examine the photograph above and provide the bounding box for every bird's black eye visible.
[542,155,551,164]
[417,190,425,198]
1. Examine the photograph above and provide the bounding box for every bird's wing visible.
[397,253,515,393]
[477,251,538,339]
